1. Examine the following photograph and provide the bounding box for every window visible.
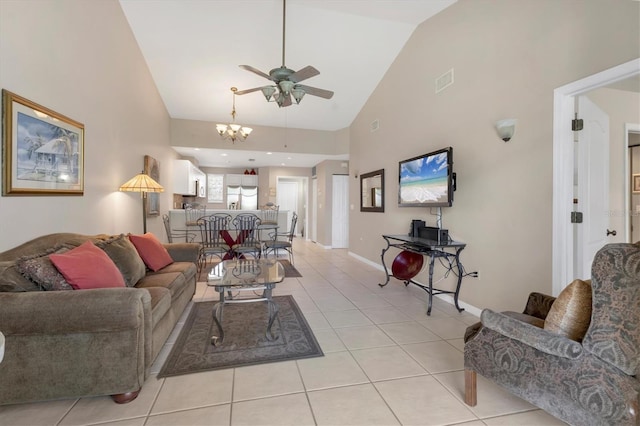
[207,174,224,203]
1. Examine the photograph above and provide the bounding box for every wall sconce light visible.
[495,119,517,142]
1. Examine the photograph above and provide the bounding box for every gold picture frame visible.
[633,174,640,193]
[2,90,84,195]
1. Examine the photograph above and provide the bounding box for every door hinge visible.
[571,211,583,223]
[572,113,583,131]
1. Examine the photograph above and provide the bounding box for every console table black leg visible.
[378,238,392,287]
[426,253,435,315]
[453,248,465,312]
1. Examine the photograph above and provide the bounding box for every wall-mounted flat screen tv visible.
[398,147,454,207]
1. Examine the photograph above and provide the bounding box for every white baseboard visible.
[347,251,481,318]
[348,251,383,270]
[314,242,332,249]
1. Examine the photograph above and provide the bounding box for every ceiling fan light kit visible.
[236,0,334,108]
[217,87,252,143]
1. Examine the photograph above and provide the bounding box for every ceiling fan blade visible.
[239,65,272,81]
[297,84,334,99]
[235,86,265,95]
[289,66,320,83]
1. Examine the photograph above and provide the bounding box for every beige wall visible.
[348,0,640,312]
[0,0,177,251]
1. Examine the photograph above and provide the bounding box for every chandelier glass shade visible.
[217,87,252,143]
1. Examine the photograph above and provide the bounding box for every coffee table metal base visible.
[210,283,280,346]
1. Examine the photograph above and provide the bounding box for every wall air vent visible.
[435,68,454,93]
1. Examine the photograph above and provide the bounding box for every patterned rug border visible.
[158,295,322,377]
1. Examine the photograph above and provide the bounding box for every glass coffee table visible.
[207,258,285,346]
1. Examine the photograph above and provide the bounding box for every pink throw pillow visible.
[50,241,126,290]
[128,233,173,272]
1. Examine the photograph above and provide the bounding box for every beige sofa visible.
[0,233,199,405]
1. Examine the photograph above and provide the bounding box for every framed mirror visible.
[360,169,385,212]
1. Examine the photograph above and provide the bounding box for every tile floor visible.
[0,239,567,426]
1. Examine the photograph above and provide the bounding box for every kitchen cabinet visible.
[226,174,258,187]
[174,160,206,196]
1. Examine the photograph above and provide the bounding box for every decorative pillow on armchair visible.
[95,234,146,287]
[50,241,126,289]
[128,233,173,272]
[544,278,592,342]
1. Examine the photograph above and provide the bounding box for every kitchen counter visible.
[168,209,290,241]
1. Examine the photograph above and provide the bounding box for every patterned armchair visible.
[463,243,640,426]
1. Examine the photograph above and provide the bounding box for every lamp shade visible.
[119,173,164,193]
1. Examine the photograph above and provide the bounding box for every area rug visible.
[197,259,302,282]
[158,295,322,377]
[279,259,302,277]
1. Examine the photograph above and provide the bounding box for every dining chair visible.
[259,203,279,225]
[264,212,297,265]
[231,213,262,260]
[185,204,207,226]
[196,213,231,272]
[162,213,196,243]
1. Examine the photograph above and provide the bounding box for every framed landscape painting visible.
[2,90,84,195]
[144,155,160,216]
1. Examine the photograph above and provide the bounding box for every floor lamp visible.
[119,172,164,234]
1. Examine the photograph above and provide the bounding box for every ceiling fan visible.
[236,0,334,107]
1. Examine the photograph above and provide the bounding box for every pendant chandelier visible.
[216,87,252,143]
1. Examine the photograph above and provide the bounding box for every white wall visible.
[0,0,177,251]
[348,0,640,312]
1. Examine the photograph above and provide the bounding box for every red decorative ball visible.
[391,250,424,281]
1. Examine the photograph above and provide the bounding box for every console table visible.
[379,234,467,315]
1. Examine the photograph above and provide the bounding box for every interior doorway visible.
[311,178,318,242]
[628,127,640,242]
[331,174,349,248]
[276,176,308,237]
[552,58,640,295]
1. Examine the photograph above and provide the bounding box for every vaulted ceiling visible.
[119,0,457,167]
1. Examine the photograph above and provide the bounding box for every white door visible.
[311,178,317,242]
[332,175,349,248]
[575,95,610,279]
[277,180,299,233]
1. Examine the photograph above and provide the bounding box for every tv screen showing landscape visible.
[398,147,453,207]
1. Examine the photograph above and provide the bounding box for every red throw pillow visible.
[50,241,126,290]
[128,233,173,272]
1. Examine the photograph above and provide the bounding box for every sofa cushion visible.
[0,261,41,292]
[50,241,126,290]
[544,279,592,342]
[14,246,74,291]
[135,271,187,300]
[147,261,197,281]
[143,286,172,330]
[95,234,146,287]
[129,233,174,272]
